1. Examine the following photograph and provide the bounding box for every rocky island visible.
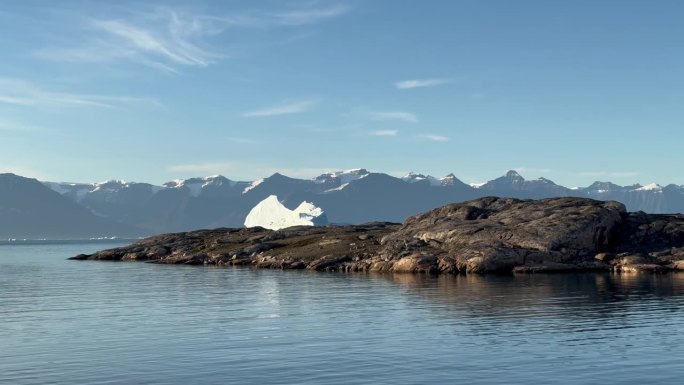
[71,197,684,274]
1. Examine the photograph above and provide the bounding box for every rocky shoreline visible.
[71,197,684,274]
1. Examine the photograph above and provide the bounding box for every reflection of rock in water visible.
[376,273,684,326]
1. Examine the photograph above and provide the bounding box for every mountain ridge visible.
[3,169,682,238]
[0,173,144,239]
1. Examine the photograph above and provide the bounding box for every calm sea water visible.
[2,242,684,384]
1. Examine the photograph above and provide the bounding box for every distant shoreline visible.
[1,238,139,246]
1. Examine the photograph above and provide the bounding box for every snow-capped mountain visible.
[2,173,143,239]
[46,179,161,202]
[20,168,683,237]
[47,175,245,202]
[315,168,370,185]
[401,172,466,187]
[439,173,462,187]
[314,168,370,191]
[164,175,237,197]
[401,172,440,185]
[634,183,663,192]
[244,195,327,230]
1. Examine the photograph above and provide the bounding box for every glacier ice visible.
[244,195,327,230]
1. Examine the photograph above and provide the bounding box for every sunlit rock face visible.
[74,197,684,274]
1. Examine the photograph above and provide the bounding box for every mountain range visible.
[1,169,683,239]
[0,173,140,239]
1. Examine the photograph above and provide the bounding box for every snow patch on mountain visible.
[402,172,440,186]
[469,182,486,188]
[325,183,350,192]
[314,169,369,184]
[164,179,184,188]
[403,172,461,187]
[44,182,110,202]
[242,178,264,194]
[164,175,234,197]
[439,173,460,186]
[244,195,327,230]
[634,183,663,192]
[93,180,130,193]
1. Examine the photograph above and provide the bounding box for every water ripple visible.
[2,243,684,384]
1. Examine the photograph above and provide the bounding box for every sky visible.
[0,0,683,187]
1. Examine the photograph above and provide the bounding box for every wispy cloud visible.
[369,129,398,137]
[579,171,640,178]
[242,100,317,117]
[37,5,350,71]
[93,17,213,67]
[226,137,258,144]
[369,111,417,123]
[395,78,453,90]
[0,77,159,109]
[418,134,450,142]
[0,119,43,132]
[201,4,350,28]
[37,12,218,72]
[263,5,350,26]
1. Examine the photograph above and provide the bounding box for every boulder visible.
[380,197,627,272]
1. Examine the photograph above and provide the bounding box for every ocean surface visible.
[2,241,684,385]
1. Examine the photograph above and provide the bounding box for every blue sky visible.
[0,0,682,186]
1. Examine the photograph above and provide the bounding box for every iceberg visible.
[244,195,327,230]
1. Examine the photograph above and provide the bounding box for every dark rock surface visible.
[71,197,684,274]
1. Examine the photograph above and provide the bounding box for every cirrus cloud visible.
[242,99,317,117]
[369,129,398,137]
[418,134,450,142]
[35,4,351,72]
[0,77,159,109]
[369,111,417,123]
[395,78,453,89]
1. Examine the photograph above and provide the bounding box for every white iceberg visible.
[244,195,327,230]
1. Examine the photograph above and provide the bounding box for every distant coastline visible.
[1,238,138,246]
